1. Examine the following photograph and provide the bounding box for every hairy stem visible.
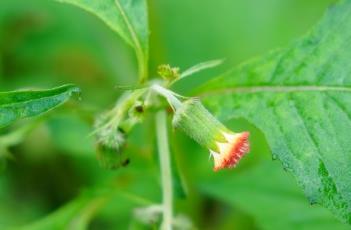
[156,110,173,230]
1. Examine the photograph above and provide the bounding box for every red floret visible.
[213,132,250,171]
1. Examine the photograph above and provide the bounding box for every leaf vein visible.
[200,85,351,97]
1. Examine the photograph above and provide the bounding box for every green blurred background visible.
[1,0,349,229]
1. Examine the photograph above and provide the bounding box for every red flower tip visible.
[211,131,250,171]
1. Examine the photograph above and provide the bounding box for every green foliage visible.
[179,59,223,81]
[0,85,80,128]
[55,0,149,81]
[200,161,350,230]
[1,0,349,229]
[198,0,351,224]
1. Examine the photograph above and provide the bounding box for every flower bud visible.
[93,90,145,170]
[94,116,127,170]
[172,99,250,171]
[157,64,180,81]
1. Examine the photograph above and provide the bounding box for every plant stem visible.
[152,84,182,110]
[156,110,173,230]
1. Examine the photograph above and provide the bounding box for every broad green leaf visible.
[0,84,80,128]
[198,0,351,224]
[55,0,149,81]
[200,161,349,230]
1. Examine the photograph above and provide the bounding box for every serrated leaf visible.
[0,84,80,128]
[198,0,351,224]
[200,161,349,230]
[55,0,149,81]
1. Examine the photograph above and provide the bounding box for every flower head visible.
[172,98,250,171]
[210,131,250,171]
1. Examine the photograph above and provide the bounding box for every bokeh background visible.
[1,0,347,229]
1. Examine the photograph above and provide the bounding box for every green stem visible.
[156,110,173,230]
[152,84,182,111]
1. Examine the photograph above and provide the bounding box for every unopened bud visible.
[93,90,146,170]
[157,64,180,81]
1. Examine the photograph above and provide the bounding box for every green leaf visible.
[169,59,224,86]
[0,84,80,128]
[180,59,224,79]
[200,161,349,230]
[198,0,351,224]
[55,0,149,81]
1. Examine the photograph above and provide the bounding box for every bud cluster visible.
[157,64,180,81]
[94,90,146,169]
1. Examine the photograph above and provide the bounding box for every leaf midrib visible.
[199,85,351,97]
[114,0,143,54]
[114,0,147,82]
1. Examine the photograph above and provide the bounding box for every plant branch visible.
[156,110,173,230]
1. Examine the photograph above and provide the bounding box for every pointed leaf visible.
[180,59,224,79]
[0,84,80,128]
